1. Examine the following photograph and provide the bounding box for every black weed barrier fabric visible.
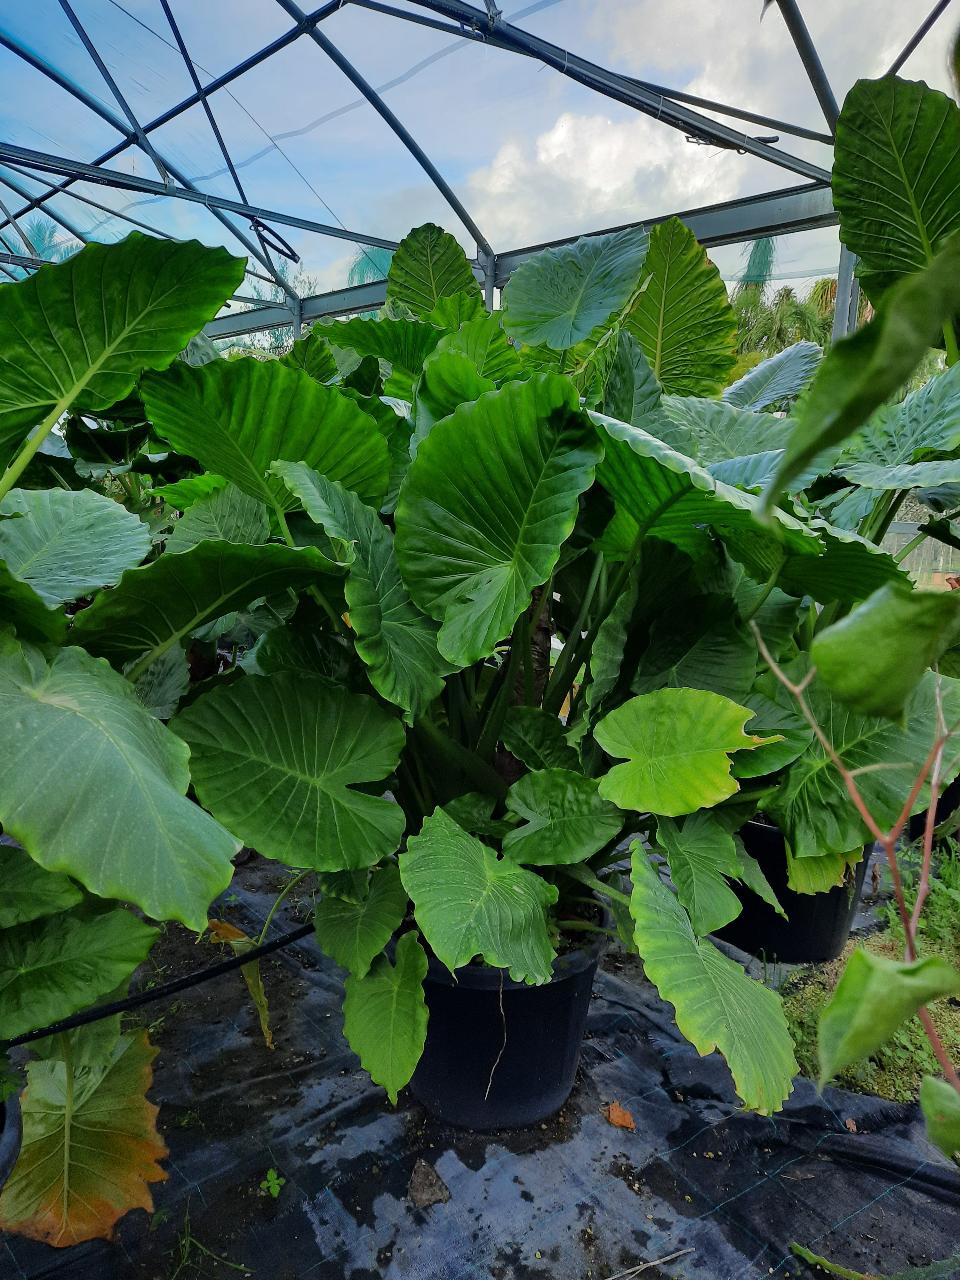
[3,871,959,1280]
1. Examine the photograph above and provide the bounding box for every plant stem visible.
[0,404,62,501]
[943,319,960,367]
[414,717,507,798]
[556,919,618,939]
[476,628,523,761]
[256,870,312,946]
[894,529,928,564]
[542,552,604,714]
[274,506,344,632]
[741,559,783,623]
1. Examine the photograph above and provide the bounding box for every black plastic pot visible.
[0,1094,22,1192]
[408,935,605,1130]
[713,821,868,964]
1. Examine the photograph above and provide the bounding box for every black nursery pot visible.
[907,775,960,842]
[0,1094,22,1192]
[409,936,605,1130]
[713,821,868,964]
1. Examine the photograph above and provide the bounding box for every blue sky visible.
[0,0,955,299]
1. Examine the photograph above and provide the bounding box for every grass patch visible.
[782,841,960,1102]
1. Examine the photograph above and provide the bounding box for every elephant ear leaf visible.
[0,1031,167,1245]
[624,217,737,396]
[343,931,429,1104]
[386,223,481,318]
[502,226,648,350]
[629,846,796,1115]
[395,374,602,666]
[833,77,960,300]
[0,234,243,468]
[722,342,821,412]
[595,688,778,816]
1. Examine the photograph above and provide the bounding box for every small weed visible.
[168,1204,251,1278]
[259,1168,286,1199]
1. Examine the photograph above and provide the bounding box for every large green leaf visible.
[0,1031,166,1246]
[0,561,66,643]
[593,412,820,584]
[722,342,821,411]
[596,688,775,816]
[833,77,960,297]
[272,462,451,717]
[281,329,338,383]
[502,227,647,350]
[165,482,269,553]
[0,907,157,1039]
[399,808,558,983]
[395,375,602,665]
[819,949,960,1086]
[0,488,150,604]
[811,583,960,718]
[0,842,81,927]
[761,236,960,507]
[629,846,796,1113]
[343,931,428,1104]
[326,316,442,400]
[130,644,190,720]
[314,863,408,978]
[502,769,622,865]
[433,312,523,383]
[0,233,243,465]
[655,813,744,936]
[769,670,960,858]
[0,636,238,929]
[920,1075,960,1162]
[841,363,960,470]
[142,359,388,513]
[411,351,495,454]
[732,688,812,779]
[624,217,737,396]
[602,331,662,425]
[841,459,960,491]
[631,594,757,700]
[72,539,340,673]
[174,674,406,871]
[427,289,485,329]
[501,705,580,771]
[585,568,638,718]
[150,473,227,509]
[655,397,789,466]
[386,223,482,318]
[777,519,907,605]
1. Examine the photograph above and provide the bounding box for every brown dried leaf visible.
[603,1101,636,1131]
[209,918,274,1050]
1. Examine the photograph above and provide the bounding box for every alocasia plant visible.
[3,69,960,1244]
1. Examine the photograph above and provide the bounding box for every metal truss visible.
[0,0,951,333]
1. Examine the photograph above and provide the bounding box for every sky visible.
[0,0,956,303]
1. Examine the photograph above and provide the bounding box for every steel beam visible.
[204,184,838,339]
[0,168,89,245]
[831,244,859,340]
[274,0,493,255]
[495,182,837,285]
[0,142,403,253]
[887,0,954,75]
[0,6,344,239]
[0,249,55,271]
[401,0,831,182]
[774,0,840,130]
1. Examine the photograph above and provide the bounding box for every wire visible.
[3,921,314,1051]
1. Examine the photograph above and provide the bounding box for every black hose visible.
[4,921,314,1050]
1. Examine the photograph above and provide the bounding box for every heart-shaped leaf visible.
[174,674,406,871]
[722,342,821,411]
[399,808,557,984]
[165,483,269,553]
[386,223,481,318]
[0,636,238,929]
[395,375,602,665]
[342,931,428,1104]
[502,768,622,865]
[142,358,389,514]
[314,863,408,978]
[0,842,82,928]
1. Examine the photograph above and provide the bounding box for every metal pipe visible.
[831,244,857,341]
[401,0,831,181]
[273,0,494,256]
[0,143,400,253]
[774,0,840,130]
[0,168,89,244]
[887,0,954,75]
[57,0,170,182]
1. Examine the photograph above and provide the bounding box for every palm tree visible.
[347,244,394,286]
[3,214,79,279]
